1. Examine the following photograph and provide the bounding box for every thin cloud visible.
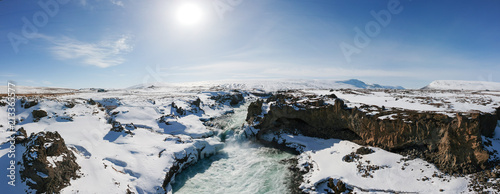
[109,0,124,7]
[79,0,125,7]
[168,61,424,80]
[0,73,17,77]
[48,35,133,68]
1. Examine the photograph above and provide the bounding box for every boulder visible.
[88,98,96,105]
[20,131,80,193]
[64,101,75,108]
[356,147,374,155]
[32,110,48,122]
[22,99,38,109]
[192,98,202,108]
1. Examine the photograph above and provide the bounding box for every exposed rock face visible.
[496,107,500,120]
[171,102,186,116]
[160,141,222,193]
[14,127,28,144]
[192,98,202,108]
[161,154,190,191]
[109,121,133,135]
[249,93,499,174]
[327,178,350,193]
[20,131,80,193]
[246,99,263,122]
[210,92,245,106]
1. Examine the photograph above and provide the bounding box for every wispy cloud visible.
[79,0,125,7]
[47,35,133,68]
[0,73,17,77]
[79,0,88,6]
[166,61,427,80]
[109,0,124,7]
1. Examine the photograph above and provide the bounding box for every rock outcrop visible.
[496,107,500,120]
[210,92,245,106]
[21,99,39,109]
[246,99,263,121]
[248,92,499,174]
[14,127,28,144]
[32,110,48,122]
[160,141,223,193]
[20,131,80,193]
[0,99,6,106]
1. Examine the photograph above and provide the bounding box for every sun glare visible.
[175,3,204,27]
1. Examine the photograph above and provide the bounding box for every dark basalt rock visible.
[20,131,80,193]
[110,121,133,135]
[32,110,48,122]
[246,99,263,122]
[171,102,186,116]
[496,107,500,120]
[161,155,189,191]
[22,99,39,109]
[356,147,374,155]
[88,98,96,105]
[327,178,350,194]
[14,127,28,144]
[64,101,75,108]
[250,92,499,174]
[210,92,245,106]
[254,98,362,141]
[192,98,202,108]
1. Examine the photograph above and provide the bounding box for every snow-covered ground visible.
[424,80,500,91]
[0,79,499,193]
[0,88,235,193]
[0,86,77,95]
[263,133,472,193]
[328,89,500,115]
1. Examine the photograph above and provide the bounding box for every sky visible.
[0,0,499,89]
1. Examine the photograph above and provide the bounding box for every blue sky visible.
[1,0,499,89]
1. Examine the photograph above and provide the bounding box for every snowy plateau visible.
[0,79,499,194]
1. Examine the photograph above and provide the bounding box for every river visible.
[172,102,295,194]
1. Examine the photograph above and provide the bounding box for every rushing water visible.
[172,102,294,194]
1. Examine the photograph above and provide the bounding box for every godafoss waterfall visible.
[172,102,295,194]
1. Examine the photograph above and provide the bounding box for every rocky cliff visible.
[248,92,499,174]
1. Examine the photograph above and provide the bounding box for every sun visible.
[175,3,205,27]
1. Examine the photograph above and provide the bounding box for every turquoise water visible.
[172,142,293,194]
[172,102,294,194]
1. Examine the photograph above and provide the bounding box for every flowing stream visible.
[172,103,294,194]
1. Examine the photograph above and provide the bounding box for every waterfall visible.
[172,102,294,194]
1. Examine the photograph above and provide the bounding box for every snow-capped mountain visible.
[337,79,404,90]
[130,79,404,92]
[423,80,500,91]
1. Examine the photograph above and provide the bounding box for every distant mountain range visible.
[6,79,500,94]
[336,79,405,90]
[130,79,405,92]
